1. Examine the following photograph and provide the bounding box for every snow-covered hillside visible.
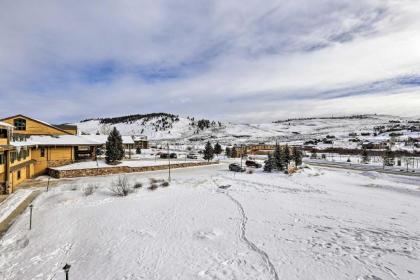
[74,114,420,147]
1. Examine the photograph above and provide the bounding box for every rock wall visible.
[48,161,218,179]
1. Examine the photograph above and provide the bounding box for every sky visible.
[1,0,420,123]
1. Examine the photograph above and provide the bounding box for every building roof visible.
[1,114,73,135]
[53,124,78,131]
[10,134,134,147]
[80,135,134,145]
[11,135,101,147]
[0,121,14,129]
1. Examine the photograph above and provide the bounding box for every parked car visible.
[161,153,178,159]
[245,160,262,168]
[229,163,245,172]
[187,153,198,159]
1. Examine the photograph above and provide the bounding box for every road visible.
[304,159,420,177]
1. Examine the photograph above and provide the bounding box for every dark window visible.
[17,170,21,180]
[13,118,26,131]
[40,148,45,157]
[0,129,7,138]
[11,151,16,163]
[0,154,4,164]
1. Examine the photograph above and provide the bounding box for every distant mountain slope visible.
[74,113,418,145]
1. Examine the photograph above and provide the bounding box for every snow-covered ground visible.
[1,164,420,280]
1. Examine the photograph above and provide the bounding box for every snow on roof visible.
[132,135,147,141]
[0,121,14,128]
[80,135,134,145]
[9,134,135,147]
[12,135,101,146]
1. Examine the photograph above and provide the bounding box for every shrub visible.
[110,175,132,196]
[148,183,159,191]
[82,184,95,196]
[150,178,164,184]
[160,181,170,187]
[133,182,143,189]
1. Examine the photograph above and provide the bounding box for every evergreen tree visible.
[225,147,232,158]
[203,141,214,162]
[231,147,238,158]
[273,143,284,171]
[284,144,291,166]
[361,148,370,164]
[106,127,125,164]
[382,148,395,167]
[214,142,222,156]
[264,154,274,172]
[292,147,303,166]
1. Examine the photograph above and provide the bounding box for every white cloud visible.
[0,0,420,122]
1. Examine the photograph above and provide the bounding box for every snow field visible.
[1,164,419,280]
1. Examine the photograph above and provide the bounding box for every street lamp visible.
[63,263,71,280]
[29,204,33,230]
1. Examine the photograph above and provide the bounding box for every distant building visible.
[133,135,149,149]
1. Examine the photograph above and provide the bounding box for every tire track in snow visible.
[212,177,280,280]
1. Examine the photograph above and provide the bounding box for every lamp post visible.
[46,177,50,192]
[29,204,33,230]
[62,263,71,280]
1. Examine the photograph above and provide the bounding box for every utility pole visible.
[167,143,171,182]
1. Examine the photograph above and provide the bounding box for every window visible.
[13,118,26,131]
[0,154,4,164]
[0,129,7,138]
[17,170,21,180]
[40,148,45,157]
[11,151,16,163]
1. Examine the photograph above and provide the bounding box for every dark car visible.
[229,163,245,172]
[160,153,169,159]
[170,153,177,159]
[245,160,262,168]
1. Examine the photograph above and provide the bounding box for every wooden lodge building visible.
[0,114,136,194]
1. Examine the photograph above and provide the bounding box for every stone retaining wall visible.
[47,161,218,179]
[0,190,40,235]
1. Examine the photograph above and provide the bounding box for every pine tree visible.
[203,141,214,162]
[106,127,124,164]
[225,147,232,158]
[231,147,238,158]
[382,148,395,167]
[361,148,370,164]
[284,144,291,166]
[214,142,222,156]
[264,154,274,172]
[273,143,284,171]
[293,147,302,166]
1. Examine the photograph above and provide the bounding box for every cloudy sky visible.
[1,0,420,123]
